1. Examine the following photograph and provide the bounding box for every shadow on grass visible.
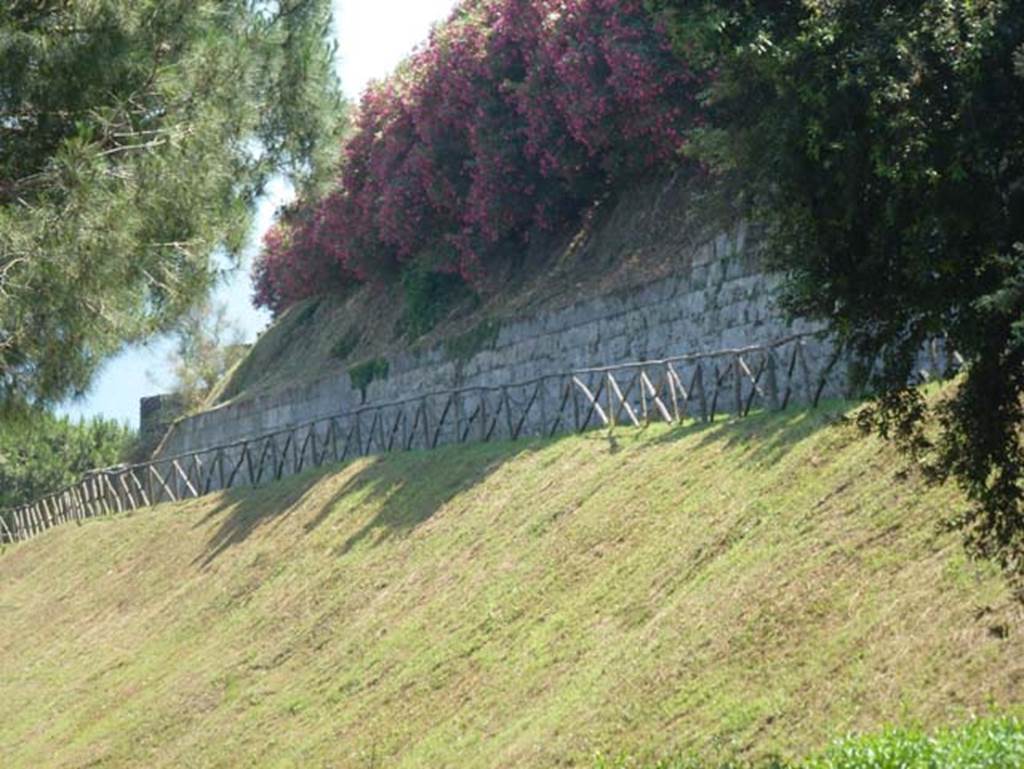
[190,470,332,568]
[309,440,552,557]
[190,401,857,568]
[645,398,861,467]
[191,438,553,568]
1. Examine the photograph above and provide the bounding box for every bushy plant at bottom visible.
[808,717,1024,769]
[596,715,1024,769]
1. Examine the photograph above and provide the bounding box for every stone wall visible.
[154,223,828,461]
[138,394,185,457]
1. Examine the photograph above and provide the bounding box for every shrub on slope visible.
[254,0,702,313]
[599,715,1024,769]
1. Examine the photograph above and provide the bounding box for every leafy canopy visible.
[651,0,1024,583]
[0,0,345,407]
[0,411,135,511]
[162,300,249,413]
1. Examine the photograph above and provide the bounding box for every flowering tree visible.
[255,0,702,313]
[253,200,351,313]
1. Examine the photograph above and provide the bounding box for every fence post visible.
[606,374,616,428]
[331,418,341,461]
[69,485,84,520]
[535,380,547,438]
[501,387,514,440]
[796,340,814,406]
[479,393,488,443]
[765,351,780,411]
[454,391,464,444]
[689,364,704,423]
[353,412,363,457]
[733,354,743,416]
[421,397,432,449]
[376,410,388,454]
[3,334,840,538]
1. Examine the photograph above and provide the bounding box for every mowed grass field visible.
[0,404,1021,768]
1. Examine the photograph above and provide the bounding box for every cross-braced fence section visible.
[1,335,849,545]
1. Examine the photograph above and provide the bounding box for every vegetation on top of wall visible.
[330,328,362,362]
[253,0,703,313]
[398,260,479,340]
[163,301,249,415]
[212,298,324,406]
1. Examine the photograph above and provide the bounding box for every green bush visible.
[596,715,1024,769]
[0,411,136,511]
[400,261,477,340]
[348,358,390,403]
[331,329,361,361]
[808,717,1024,769]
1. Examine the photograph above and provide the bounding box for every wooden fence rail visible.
[0,333,956,545]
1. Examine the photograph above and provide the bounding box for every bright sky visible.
[58,0,460,428]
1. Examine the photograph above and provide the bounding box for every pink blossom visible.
[254,0,704,312]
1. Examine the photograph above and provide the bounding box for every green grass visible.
[1,405,1022,768]
[810,716,1024,769]
[596,715,1024,768]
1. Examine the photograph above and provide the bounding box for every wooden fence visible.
[0,333,952,545]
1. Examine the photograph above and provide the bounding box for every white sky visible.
[59,0,460,428]
[335,0,456,97]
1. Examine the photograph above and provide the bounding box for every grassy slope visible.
[1,405,1022,769]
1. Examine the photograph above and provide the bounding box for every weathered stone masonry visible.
[152,224,827,461]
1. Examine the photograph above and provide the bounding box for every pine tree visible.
[0,0,345,407]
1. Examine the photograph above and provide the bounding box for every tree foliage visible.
[651,1,1024,583]
[254,0,703,313]
[163,300,248,412]
[0,411,134,511]
[0,0,345,407]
